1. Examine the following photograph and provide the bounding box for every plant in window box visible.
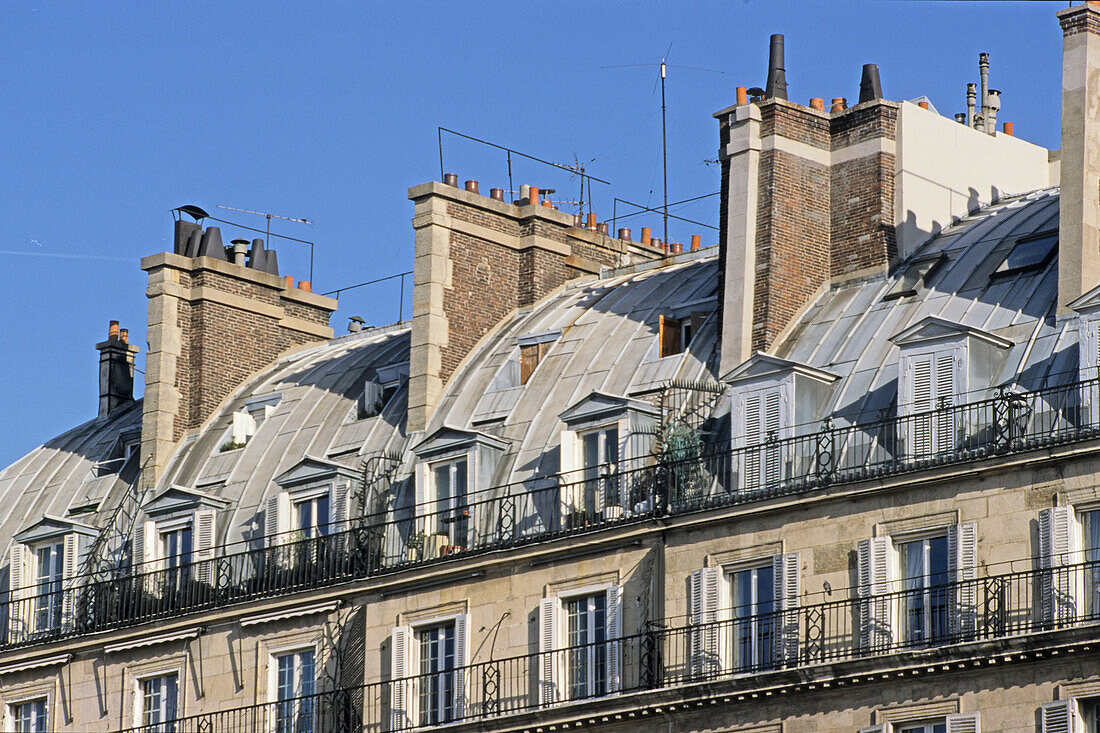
[406,530,426,562]
[220,439,246,452]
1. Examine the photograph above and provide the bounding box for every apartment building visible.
[3,5,1100,732]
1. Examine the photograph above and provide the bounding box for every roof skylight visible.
[993,229,1057,277]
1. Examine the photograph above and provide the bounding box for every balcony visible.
[4,377,1100,652]
[110,557,1100,732]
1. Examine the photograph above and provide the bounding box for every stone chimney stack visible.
[140,225,337,484]
[1057,2,1100,314]
[96,320,139,419]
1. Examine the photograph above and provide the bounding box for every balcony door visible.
[275,649,316,733]
[730,565,775,672]
[418,622,457,725]
[900,535,950,646]
[32,542,64,635]
[565,593,608,700]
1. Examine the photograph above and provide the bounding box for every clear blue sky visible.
[0,1,1066,468]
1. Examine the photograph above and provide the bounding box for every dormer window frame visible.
[133,487,227,586]
[517,329,561,386]
[411,428,508,559]
[268,457,357,549]
[358,362,408,420]
[222,393,281,451]
[890,316,1011,460]
[724,354,838,494]
[658,311,709,359]
[7,516,97,640]
[559,392,660,520]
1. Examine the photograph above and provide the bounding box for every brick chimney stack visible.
[140,226,337,484]
[96,320,139,419]
[1057,2,1100,313]
[405,179,664,432]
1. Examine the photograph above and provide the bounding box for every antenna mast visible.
[660,58,668,244]
[217,205,315,281]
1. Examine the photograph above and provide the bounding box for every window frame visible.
[137,672,180,731]
[267,643,320,733]
[6,696,49,733]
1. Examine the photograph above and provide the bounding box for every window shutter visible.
[331,483,349,533]
[688,567,725,679]
[945,712,980,733]
[8,542,27,642]
[948,522,978,638]
[763,389,782,484]
[390,626,415,730]
[605,585,623,692]
[858,725,893,733]
[1039,507,1082,624]
[265,492,291,547]
[935,351,957,451]
[773,552,800,667]
[1040,699,1079,733]
[520,345,540,385]
[193,509,217,584]
[910,354,933,456]
[538,597,562,705]
[453,614,470,719]
[360,379,385,418]
[132,520,159,572]
[61,532,80,633]
[857,536,896,652]
[231,410,256,444]
[741,392,763,490]
[659,315,681,358]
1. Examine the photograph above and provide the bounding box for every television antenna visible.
[602,53,724,243]
[217,205,315,281]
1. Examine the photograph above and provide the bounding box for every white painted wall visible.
[894,102,1051,260]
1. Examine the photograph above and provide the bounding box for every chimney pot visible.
[298,281,312,293]
[490,188,504,201]
[109,320,120,340]
[955,112,967,124]
[284,275,294,289]
[736,86,748,106]
[464,180,479,193]
[641,227,651,245]
[831,97,847,112]
[809,97,825,111]
[918,100,929,110]
[231,238,249,266]
[541,200,552,208]
[618,228,632,241]
[120,329,129,344]
[443,173,459,187]
[573,214,584,227]
[858,64,883,103]
[670,242,683,254]
[528,186,539,206]
[596,223,609,235]
[765,34,788,100]
[1002,121,1014,136]
[691,234,701,251]
[587,212,597,230]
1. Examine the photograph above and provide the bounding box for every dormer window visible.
[724,355,838,494]
[7,516,97,640]
[559,392,659,523]
[223,393,281,450]
[358,363,407,419]
[659,314,704,358]
[992,228,1056,277]
[133,486,227,586]
[890,317,1011,460]
[411,428,507,560]
[517,330,560,385]
[267,457,356,557]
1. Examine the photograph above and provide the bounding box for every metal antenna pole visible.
[660,58,669,243]
[216,205,315,281]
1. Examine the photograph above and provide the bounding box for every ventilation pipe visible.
[858,64,882,103]
[197,227,227,260]
[765,34,788,100]
[979,53,990,130]
[986,89,1001,134]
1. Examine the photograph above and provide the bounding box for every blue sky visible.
[0,1,1066,468]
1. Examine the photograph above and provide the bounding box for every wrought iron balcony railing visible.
[109,557,1100,732]
[5,377,1100,652]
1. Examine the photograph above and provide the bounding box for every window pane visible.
[315,495,330,535]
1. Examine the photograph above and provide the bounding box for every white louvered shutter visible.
[1039,506,1082,624]
[857,536,896,652]
[763,389,782,485]
[330,483,349,534]
[688,567,725,678]
[945,712,980,733]
[858,725,893,733]
[934,351,958,451]
[193,509,217,584]
[361,379,385,418]
[453,614,469,719]
[910,354,934,456]
[8,542,27,642]
[948,522,978,638]
[1040,699,1079,733]
[773,552,800,667]
[605,585,622,693]
[538,597,562,705]
[231,410,256,445]
[60,533,81,633]
[391,626,415,730]
[265,492,292,547]
[132,520,159,572]
[741,392,763,490]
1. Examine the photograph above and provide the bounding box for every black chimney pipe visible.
[859,64,882,103]
[765,34,787,100]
